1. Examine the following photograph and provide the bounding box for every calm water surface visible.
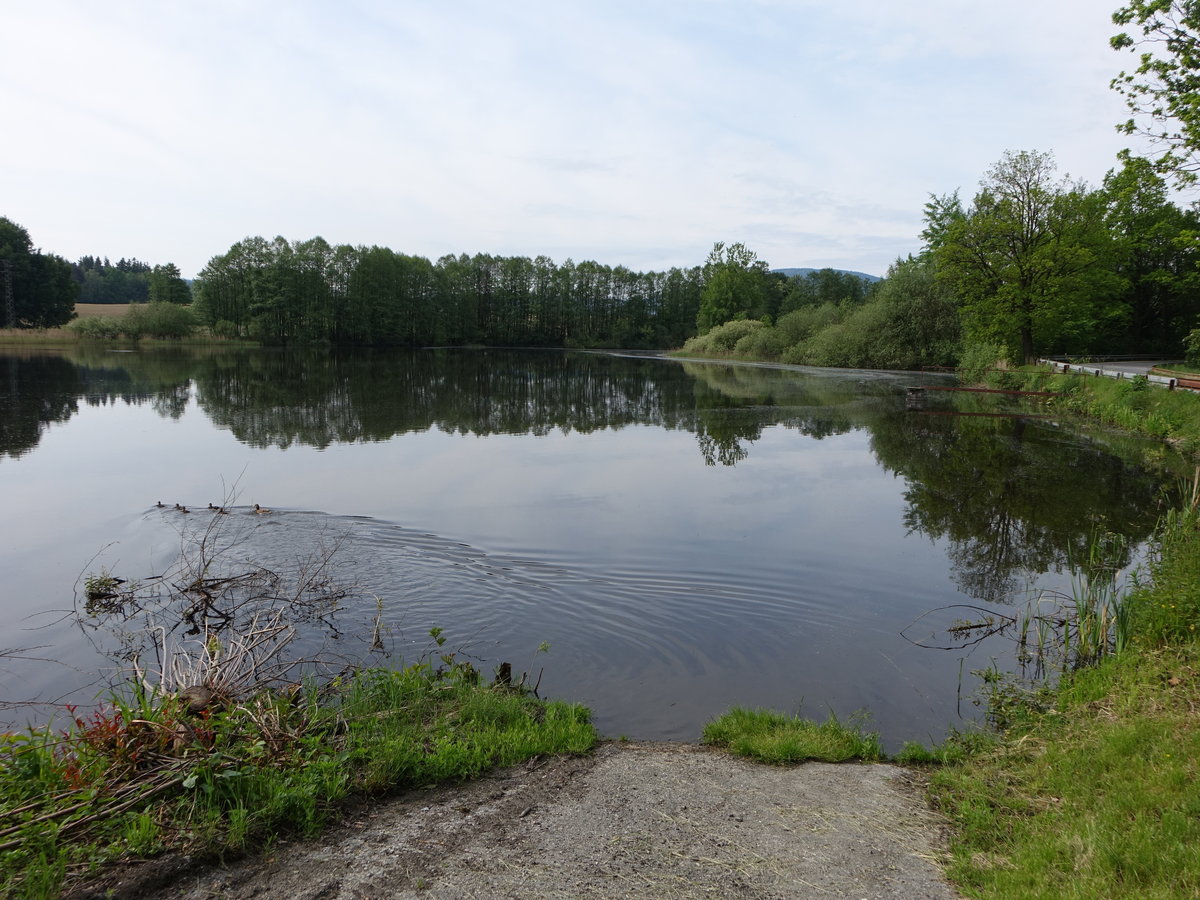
[0,347,1181,748]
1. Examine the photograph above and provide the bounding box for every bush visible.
[958,341,1011,383]
[775,304,843,345]
[1185,326,1200,366]
[68,317,125,340]
[125,302,196,339]
[67,304,196,341]
[706,318,763,351]
[733,326,789,360]
[679,319,764,355]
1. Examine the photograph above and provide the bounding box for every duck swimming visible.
[253,503,272,515]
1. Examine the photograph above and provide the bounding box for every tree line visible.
[73,256,191,306]
[193,237,708,348]
[0,218,76,328]
[0,216,194,329]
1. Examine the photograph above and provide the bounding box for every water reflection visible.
[0,347,1174,603]
[0,347,1183,742]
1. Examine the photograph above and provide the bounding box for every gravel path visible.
[86,742,960,900]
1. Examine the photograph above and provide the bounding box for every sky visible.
[0,1,1154,280]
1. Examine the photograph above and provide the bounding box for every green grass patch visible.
[929,499,1200,899]
[931,645,1200,899]
[1150,363,1200,376]
[702,707,882,763]
[0,663,596,897]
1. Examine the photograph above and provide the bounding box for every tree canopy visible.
[1112,1,1200,186]
[194,237,705,348]
[0,217,77,328]
[930,151,1123,361]
[696,242,773,332]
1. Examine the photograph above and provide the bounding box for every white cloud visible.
[0,1,1151,277]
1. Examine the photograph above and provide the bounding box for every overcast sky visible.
[1,1,1151,279]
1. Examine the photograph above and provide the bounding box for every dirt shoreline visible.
[80,741,960,899]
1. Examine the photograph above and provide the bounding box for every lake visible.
[0,346,1182,748]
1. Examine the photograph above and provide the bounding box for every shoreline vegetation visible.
[0,639,596,897]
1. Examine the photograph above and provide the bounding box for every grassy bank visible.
[0,661,596,897]
[973,365,1200,457]
[926,501,1200,898]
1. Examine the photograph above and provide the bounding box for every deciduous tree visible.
[1112,1,1200,186]
[0,217,77,328]
[933,151,1122,361]
[697,242,770,333]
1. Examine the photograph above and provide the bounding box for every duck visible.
[207,503,229,515]
[253,503,272,515]
[155,500,166,508]
[175,504,190,513]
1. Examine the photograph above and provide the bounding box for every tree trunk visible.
[1020,324,1035,364]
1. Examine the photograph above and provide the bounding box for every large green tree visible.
[1103,153,1200,351]
[696,242,771,333]
[0,217,77,328]
[932,151,1123,361]
[1112,1,1200,186]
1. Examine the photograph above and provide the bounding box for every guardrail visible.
[1037,359,1200,392]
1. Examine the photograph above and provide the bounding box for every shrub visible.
[125,302,196,339]
[775,304,843,345]
[706,318,763,351]
[958,341,1011,383]
[68,317,125,340]
[1185,326,1200,366]
[733,325,789,360]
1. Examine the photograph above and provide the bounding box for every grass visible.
[702,708,882,763]
[921,498,1200,899]
[0,305,127,346]
[0,660,596,897]
[974,365,1200,457]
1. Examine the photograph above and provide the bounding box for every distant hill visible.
[772,267,881,283]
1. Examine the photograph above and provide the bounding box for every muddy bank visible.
[85,742,959,899]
